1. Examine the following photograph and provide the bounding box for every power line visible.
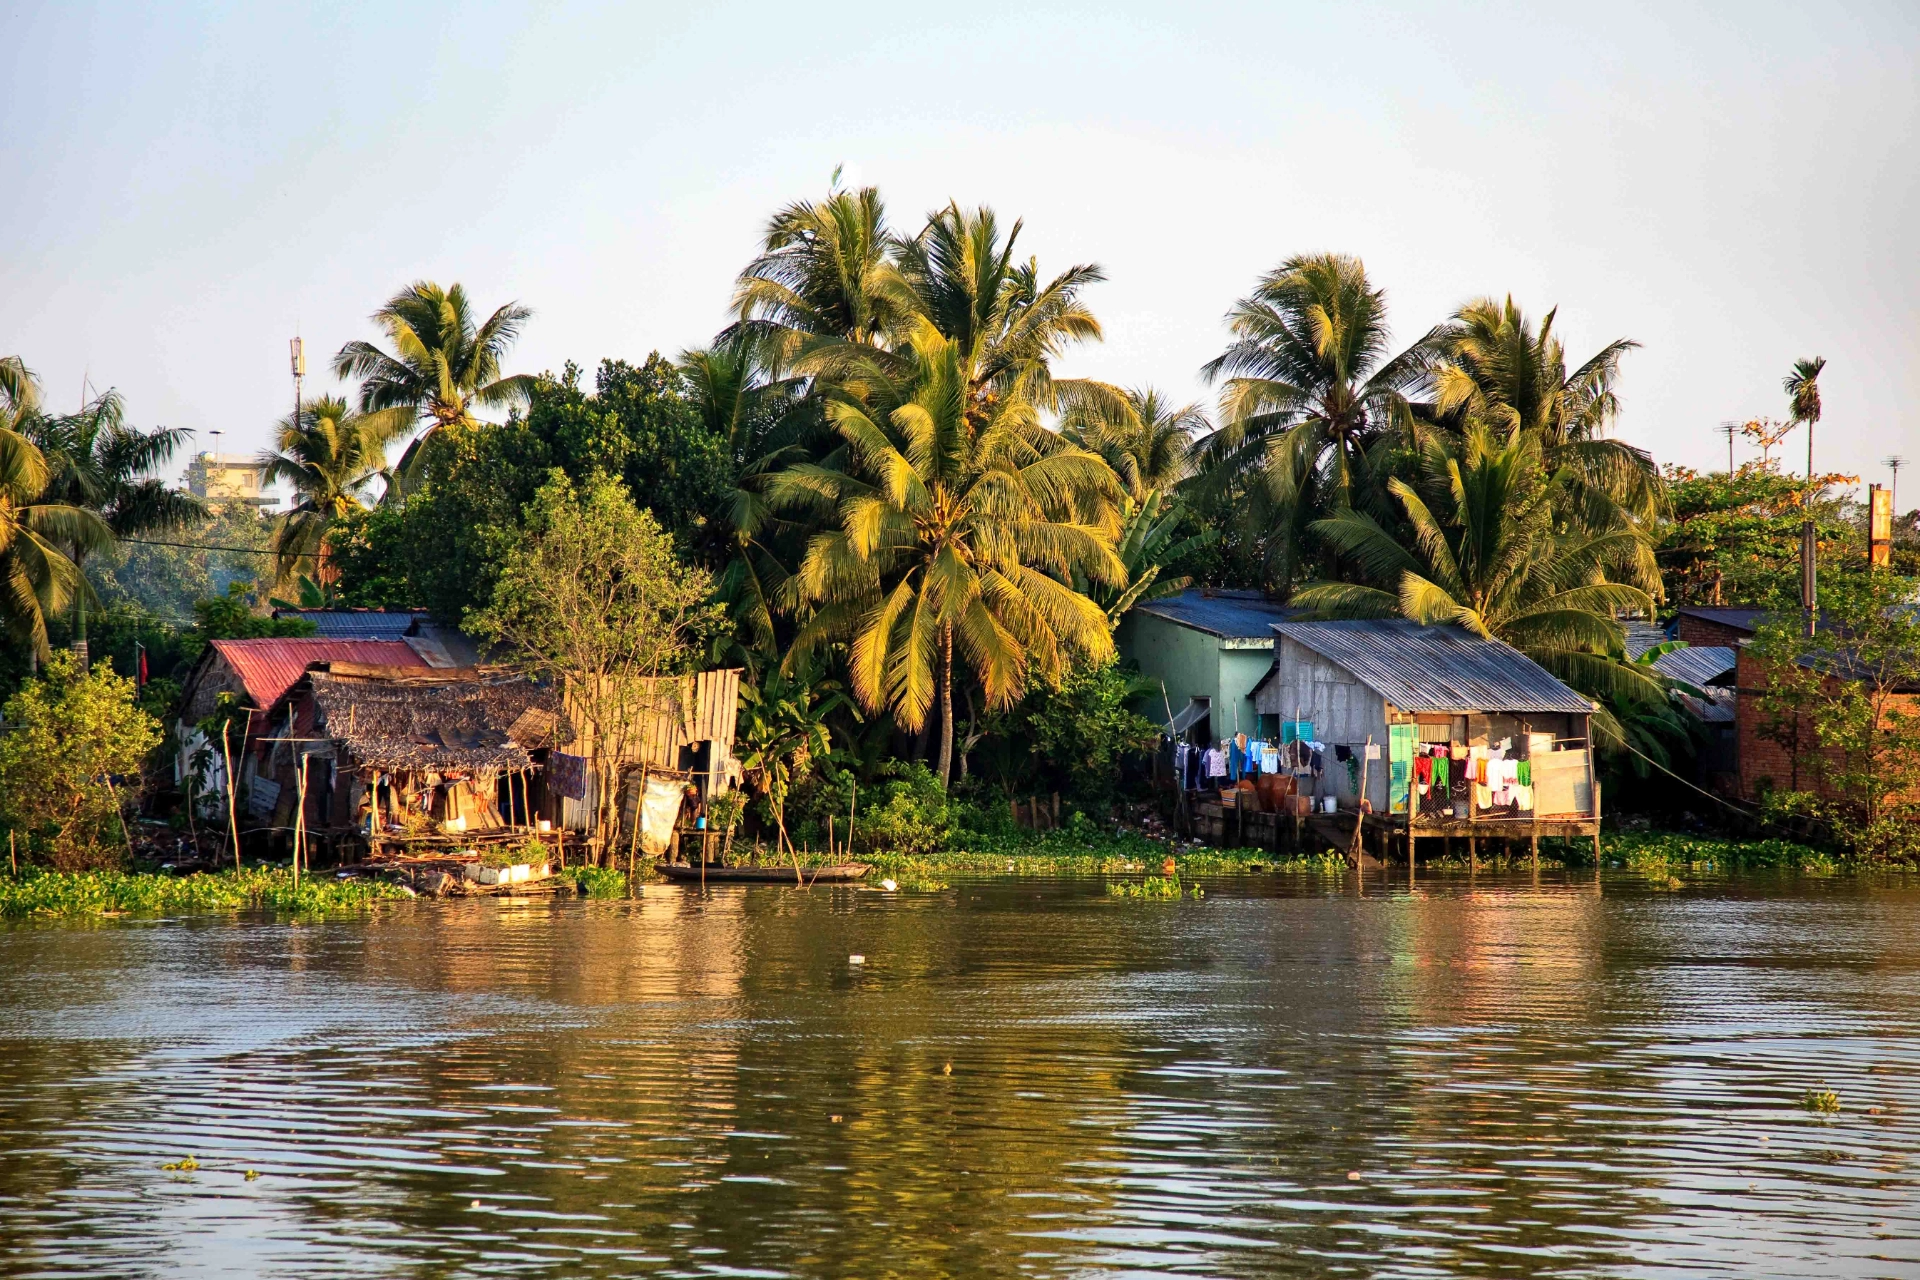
[119,537,277,555]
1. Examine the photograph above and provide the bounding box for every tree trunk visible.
[936,623,954,790]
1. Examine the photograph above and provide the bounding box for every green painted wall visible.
[1118,611,1217,726]
[1117,614,1278,741]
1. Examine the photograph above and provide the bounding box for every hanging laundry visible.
[1432,755,1449,791]
[1517,760,1532,787]
[1474,784,1493,810]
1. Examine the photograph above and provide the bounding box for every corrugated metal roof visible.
[1133,588,1297,638]
[1652,644,1736,686]
[1272,620,1594,714]
[271,608,424,640]
[1674,607,1770,634]
[209,639,429,711]
[1622,622,1671,659]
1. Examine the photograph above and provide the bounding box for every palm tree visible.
[0,356,40,431]
[893,202,1129,426]
[735,661,851,863]
[1083,489,1216,628]
[26,388,204,651]
[1063,387,1204,499]
[775,329,1125,788]
[1,426,110,662]
[1294,424,1663,715]
[1784,356,1826,487]
[332,281,534,492]
[727,184,917,356]
[1195,253,1440,593]
[1430,296,1659,536]
[257,395,407,586]
[678,339,813,657]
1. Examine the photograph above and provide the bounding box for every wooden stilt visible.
[1468,834,1477,871]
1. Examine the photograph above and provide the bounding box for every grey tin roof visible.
[1652,644,1736,687]
[1133,588,1297,639]
[271,608,423,640]
[1271,619,1594,714]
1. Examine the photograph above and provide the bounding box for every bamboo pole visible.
[293,755,306,888]
[222,722,240,871]
[9,830,16,876]
[102,773,135,863]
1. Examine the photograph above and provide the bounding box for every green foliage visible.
[191,581,317,640]
[1106,874,1202,899]
[0,866,410,919]
[326,356,729,620]
[1658,462,1859,609]
[0,653,160,871]
[468,471,723,834]
[524,357,732,545]
[848,762,953,856]
[569,865,628,898]
[1746,568,1920,858]
[737,662,847,845]
[1606,829,1851,873]
[1802,1089,1840,1114]
[977,658,1158,809]
[479,837,555,868]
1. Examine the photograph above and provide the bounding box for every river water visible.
[2,870,1918,1278]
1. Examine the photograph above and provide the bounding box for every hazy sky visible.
[4,1,1916,499]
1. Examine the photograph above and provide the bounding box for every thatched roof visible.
[307,666,570,774]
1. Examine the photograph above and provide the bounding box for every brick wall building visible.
[1676,607,1768,649]
[1735,646,1920,804]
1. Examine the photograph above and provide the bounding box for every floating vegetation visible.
[1803,1089,1841,1113]
[159,1156,199,1171]
[1107,875,1203,900]
[569,866,628,899]
[0,868,412,921]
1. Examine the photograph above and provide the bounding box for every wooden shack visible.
[259,663,571,858]
[1255,620,1601,860]
[558,669,742,833]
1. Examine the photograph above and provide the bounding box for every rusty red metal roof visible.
[207,639,428,710]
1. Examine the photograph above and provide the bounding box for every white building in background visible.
[184,452,273,507]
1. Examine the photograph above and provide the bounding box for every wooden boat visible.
[652,861,871,884]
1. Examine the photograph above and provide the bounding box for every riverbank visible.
[0,828,1882,921]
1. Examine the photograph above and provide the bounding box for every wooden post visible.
[1468,834,1477,871]
[221,721,241,872]
[1348,735,1372,864]
[1530,818,1540,869]
[293,755,306,888]
[9,829,16,876]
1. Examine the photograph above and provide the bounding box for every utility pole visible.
[1888,455,1907,519]
[289,336,306,431]
[1720,422,1738,474]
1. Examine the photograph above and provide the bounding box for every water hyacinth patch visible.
[0,868,411,920]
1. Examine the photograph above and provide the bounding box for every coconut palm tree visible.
[26,388,204,651]
[257,395,407,586]
[678,338,815,657]
[1293,423,1663,712]
[1083,489,1216,628]
[1194,253,1441,593]
[332,281,534,493]
[727,184,917,357]
[774,329,1125,788]
[1,426,110,662]
[1063,387,1204,499]
[892,202,1130,427]
[0,356,40,431]
[1429,296,1659,540]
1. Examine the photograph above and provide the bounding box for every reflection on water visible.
[2,872,1919,1277]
